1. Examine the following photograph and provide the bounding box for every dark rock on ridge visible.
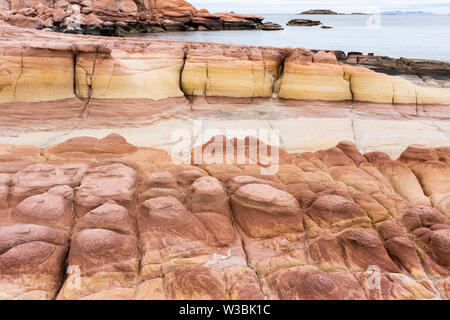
[287,19,322,26]
[258,22,284,30]
[300,9,338,15]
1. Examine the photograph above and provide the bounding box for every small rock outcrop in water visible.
[321,25,333,29]
[0,0,265,36]
[287,19,322,26]
[0,23,449,151]
[301,9,338,15]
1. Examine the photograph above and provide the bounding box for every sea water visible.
[134,14,450,61]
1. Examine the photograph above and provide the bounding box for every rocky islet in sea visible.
[0,0,449,301]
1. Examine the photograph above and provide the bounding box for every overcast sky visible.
[188,0,450,14]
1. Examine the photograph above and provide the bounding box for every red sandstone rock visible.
[0,4,449,301]
[57,200,139,299]
[10,163,88,206]
[357,272,437,299]
[376,220,426,278]
[305,195,370,230]
[0,135,449,300]
[74,163,137,217]
[0,0,264,35]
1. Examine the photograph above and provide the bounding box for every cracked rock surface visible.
[0,4,449,301]
[0,0,264,35]
[0,24,449,158]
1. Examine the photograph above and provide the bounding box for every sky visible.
[188,0,450,14]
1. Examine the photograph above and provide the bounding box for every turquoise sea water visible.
[133,14,450,61]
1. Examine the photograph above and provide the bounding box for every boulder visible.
[287,19,322,26]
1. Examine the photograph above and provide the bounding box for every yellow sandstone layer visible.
[0,24,449,106]
[75,42,186,101]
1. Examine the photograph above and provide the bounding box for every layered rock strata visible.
[1,24,448,106]
[0,134,448,300]
[0,24,449,157]
[0,0,264,35]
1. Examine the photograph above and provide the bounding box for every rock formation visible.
[258,22,283,30]
[0,0,264,35]
[287,19,322,26]
[0,24,448,108]
[0,133,448,300]
[343,53,450,89]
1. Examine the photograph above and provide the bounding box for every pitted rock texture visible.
[0,0,264,35]
[0,133,449,300]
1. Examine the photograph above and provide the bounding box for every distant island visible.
[300,9,338,15]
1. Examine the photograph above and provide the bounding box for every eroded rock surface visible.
[0,134,448,300]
